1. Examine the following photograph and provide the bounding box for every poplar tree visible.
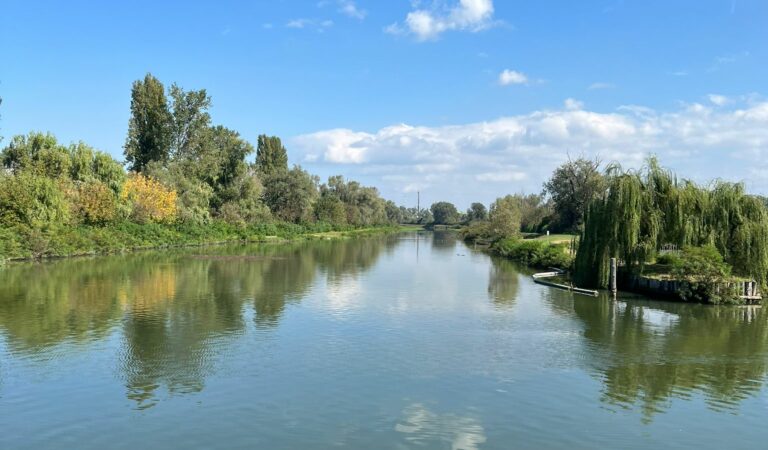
[124,73,172,172]
[255,135,288,176]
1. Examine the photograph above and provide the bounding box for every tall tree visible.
[543,157,605,231]
[124,74,172,172]
[512,193,552,232]
[488,195,522,238]
[430,201,460,225]
[467,202,488,221]
[168,84,211,159]
[255,135,288,176]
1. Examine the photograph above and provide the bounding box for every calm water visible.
[1,231,768,449]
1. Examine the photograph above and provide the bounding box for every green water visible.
[1,231,767,449]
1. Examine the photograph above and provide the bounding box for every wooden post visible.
[610,257,617,298]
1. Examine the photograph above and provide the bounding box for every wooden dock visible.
[532,269,599,297]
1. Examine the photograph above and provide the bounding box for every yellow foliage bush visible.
[121,174,178,223]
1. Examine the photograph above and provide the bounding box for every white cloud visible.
[291,98,768,207]
[708,94,730,106]
[386,0,496,41]
[286,18,334,30]
[564,98,584,110]
[338,0,366,19]
[476,171,527,182]
[588,82,614,90]
[293,129,370,163]
[498,69,527,86]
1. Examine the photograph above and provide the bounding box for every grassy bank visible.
[464,232,577,271]
[0,221,412,262]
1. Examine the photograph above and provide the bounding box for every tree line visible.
[0,73,404,252]
[431,157,603,240]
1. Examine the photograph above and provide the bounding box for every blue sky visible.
[2,0,768,208]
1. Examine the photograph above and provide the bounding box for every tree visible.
[124,73,172,172]
[69,142,126,194]
[198,126,254,210]
[168,84,211,159]
[512,193,552,232]
[488,195,522,239]
[262,166,318,223]
[0,171,71,229]
[384,201,402,224]
[314,195,347,225]
[1,132,70,178]
[417,208,433,225]
[145,161,213,224]
[574,158,768,292]
[320,176,389,226]
[543,157,605,231]
[255,135,288,176]
[430,201,460,225]
[467,202,487,221]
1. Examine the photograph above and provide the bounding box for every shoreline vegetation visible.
[0,222,416,263]
[0,74,428,264]
[457,157,768,305]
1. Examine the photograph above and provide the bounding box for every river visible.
[1,231,767,449]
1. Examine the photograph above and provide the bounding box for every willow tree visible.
[574,158,768,289]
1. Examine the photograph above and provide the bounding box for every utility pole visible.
[417,191,420,214]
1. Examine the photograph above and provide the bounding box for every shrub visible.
[0,172,71,229]
[121,174,178,224]
[493,238,573,269]
[672,245,736,304]
[461,220,494,243]
[73,181,119,225]
[655,252,681,266]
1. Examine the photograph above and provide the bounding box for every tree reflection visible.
[430,230,458,254]
[0,237,390,408]
[487,256,520,308]
[560,293,768,420]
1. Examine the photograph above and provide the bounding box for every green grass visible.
[529,233,577,244]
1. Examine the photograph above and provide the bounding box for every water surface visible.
[2,231,768,449]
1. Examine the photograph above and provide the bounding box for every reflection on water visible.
[548,292,768,420]
[487,257,520,309]
[3,232,768,448]
[0,237,395,409]
[396,403,486,450]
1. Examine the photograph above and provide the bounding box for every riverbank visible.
[464,234,575,271]
[0,222,418,262]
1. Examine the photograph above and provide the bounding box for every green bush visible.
[672,245,737,304]
[461,220,494,243]
[492,238,573,269]
[655,252,681,266]
[0,172,71,229]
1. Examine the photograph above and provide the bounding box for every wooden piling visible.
[609,257,617,297]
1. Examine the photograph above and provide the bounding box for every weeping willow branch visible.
[574,157,768,290]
